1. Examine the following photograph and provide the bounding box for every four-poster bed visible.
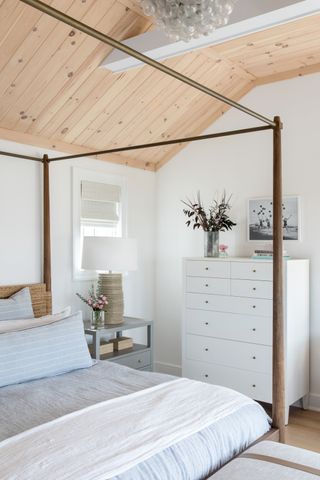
[0,0,288,475]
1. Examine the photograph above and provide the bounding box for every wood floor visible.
[285,408,320,453]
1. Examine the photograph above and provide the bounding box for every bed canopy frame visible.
[0,0,285,442]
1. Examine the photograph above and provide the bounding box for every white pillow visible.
[0,306,72,334]
[0,311,94,388]
[0,287,34,321]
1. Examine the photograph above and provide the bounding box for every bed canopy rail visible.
[0,0,285,442]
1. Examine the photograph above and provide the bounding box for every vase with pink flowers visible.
[76,285,108,329]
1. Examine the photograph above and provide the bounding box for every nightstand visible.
[84,317,153,371]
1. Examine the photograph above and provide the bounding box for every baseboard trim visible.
[309,393,320,412]
[154,361,182,377]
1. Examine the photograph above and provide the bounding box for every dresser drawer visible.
[110,350,151,369]
[231,279,273,299]
[186,293,272,317]
[185,310,272,346]
[183,360,272,403]
[186,260,230,278]
[231,262,272,281]
[186,334,272,374]
[186,276,230,295]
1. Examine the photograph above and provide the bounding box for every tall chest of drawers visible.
[182,257,309,423]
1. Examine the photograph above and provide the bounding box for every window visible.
[73,168,126,280]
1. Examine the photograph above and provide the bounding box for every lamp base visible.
[98,273,124,325]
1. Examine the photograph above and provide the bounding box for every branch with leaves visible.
[182,191,236,232]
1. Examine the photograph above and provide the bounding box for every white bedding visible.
[0,376,269,480]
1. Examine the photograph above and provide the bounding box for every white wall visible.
[155,72,320,408]
[0,141,156,326]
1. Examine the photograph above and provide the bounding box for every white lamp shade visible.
[82,237,138,272]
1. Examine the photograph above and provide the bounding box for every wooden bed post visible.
[272,116,285,442]
[43,154,51,293]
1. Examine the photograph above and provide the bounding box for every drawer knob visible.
[205,322,209,326]
[252,305,256,309]
[205,300,209,304]
[205,347,209,352]
[252,328,256,332]
[253,269,256,273]
[205,284,209,287]
[252,384,256,388]
[204,374,209,378]
[252,356,256,360]
[205,267,209,271]
[253,287,256,291]
[138,359,142,363]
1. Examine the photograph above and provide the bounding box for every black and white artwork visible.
[248,196,300,241]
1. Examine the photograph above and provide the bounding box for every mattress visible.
[210,441,320,479]
[0,361,270,479]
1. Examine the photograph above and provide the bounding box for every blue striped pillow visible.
[0,311,94,388]
[0,287,34,321]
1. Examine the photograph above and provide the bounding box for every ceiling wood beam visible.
[254,62,320,86]
[0,126,155,171]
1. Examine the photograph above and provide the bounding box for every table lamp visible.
[82,236,137,325]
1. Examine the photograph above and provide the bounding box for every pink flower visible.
[219,244,228,253]
[88,299,93,305]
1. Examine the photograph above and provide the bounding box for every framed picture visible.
[248,196,301,241]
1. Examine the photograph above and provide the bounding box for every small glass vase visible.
[91,309,105,329]
[204,231,219,257]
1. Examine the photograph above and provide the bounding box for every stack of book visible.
[251,249,291,259]
[110,336,133,351]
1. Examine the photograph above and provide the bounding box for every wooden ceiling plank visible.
[38,6,151,139]
[107,61,220,150]
[81,52,203,148]
[0,1,43,68]
[0,0,92,125]
[0,0,75,107]
[16,0,134,134]
[31,3,151,135]
[116,0,150,19]
[255,62,320,86]
[200,48,256,82]
[213,14,320,59]
[118,58,237,149]
[234,33,320,71]
[144,79,250,165]
[66,49,196,145]
[0,125,154,171]
[61,61,156,144]
[153,81,252,168]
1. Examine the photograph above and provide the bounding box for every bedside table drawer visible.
[113,350,151,369]
[186,260,230,278]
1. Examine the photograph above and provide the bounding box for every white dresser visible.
[182,257,309,423]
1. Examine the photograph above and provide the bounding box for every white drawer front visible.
[110,350,151,369]
[185,310,272,346]
[183,360,272,403]
[186,260,230,278]
[231,262,272,281]
[231,279,273,299]
[186,334,272,374]
[186,276,230,295]
[186,293,272,317]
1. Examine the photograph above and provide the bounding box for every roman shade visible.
[81,181,121,223]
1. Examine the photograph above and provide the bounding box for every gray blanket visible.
[0,362,270,479]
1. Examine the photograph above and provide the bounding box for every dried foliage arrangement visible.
[182,191,236,232]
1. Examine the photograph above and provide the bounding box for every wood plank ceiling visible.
[0,1,319,170]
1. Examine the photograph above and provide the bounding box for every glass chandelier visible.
[140,0,238,42]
